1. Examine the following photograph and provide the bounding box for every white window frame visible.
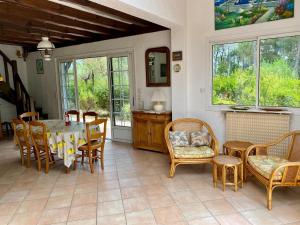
[207,31,300,115]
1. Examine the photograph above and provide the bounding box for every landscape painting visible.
[215,0,295,30]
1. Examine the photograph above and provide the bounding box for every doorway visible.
[59,53,133,142]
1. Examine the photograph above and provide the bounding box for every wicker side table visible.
[223,141,253,172]
[213,155,243,192]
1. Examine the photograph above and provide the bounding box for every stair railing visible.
[0,50,31,115]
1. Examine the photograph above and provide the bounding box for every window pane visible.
[212,41,257,106]
[259,36,300,107]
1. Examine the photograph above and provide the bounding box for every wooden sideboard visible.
[132,111,172,153]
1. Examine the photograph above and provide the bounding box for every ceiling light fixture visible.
[37,37,55,61]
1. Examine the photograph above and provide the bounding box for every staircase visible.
[0,50,47,118]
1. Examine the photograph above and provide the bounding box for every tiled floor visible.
[0,139,299,225]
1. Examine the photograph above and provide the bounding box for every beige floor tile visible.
[226,195,264,212]
[152,205,184,224]
[178,202,211,220]
[271,204,300,224]
[46,195,73,209]
[98,180,120,191]
[67,219,96,225]
[98,189,121,202]
[125,209,156,225]
[25,188,52,200]
[74,183,97,194]
[97,214,126,225]
[203,199,236,216]
[68,204,97,222]
[216,213,251,225]
[72,192,97,207]
[147,194,175,209]
[187,217,219,225]
[123,197,150,213]
[17,198,48,213]
[119,178,141,188]
[0,215,13,225]
[121,187,146,199]
[51,185,75,197]
[0,202,20,217]
[241,209,282,225]
[170,191,200,204]
[38,207,70,225]
[9,212,41,225]
[97,200,124,216]
[194,188,224,201]
[143,184,169,197]
[0,190,28,203]
[139,175,162,186]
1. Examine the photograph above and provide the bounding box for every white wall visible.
[26,30,171,119]
[185,0,300,144]
[0,44,28,122]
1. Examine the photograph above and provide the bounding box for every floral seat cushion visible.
[248,155,288,180]
[173,146,215,159]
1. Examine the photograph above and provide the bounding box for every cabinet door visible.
[133,118,149,147]
[149,120,166,151]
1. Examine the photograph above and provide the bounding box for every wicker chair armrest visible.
[245,144,268,161]
[270,162,300,183]
[164,122,175,159]
[210,134,219,156]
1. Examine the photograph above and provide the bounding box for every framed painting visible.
[215,0,295,30]
[36,59,44,74]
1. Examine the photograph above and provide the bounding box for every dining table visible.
[40,119,87,169]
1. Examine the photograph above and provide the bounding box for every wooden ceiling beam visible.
[61,0,157,27]
[0,24,75,42]
[4,0,135,32]
[0,13,101,38]
[1,1,126,34]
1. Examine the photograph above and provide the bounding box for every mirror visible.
[145,47,170,87]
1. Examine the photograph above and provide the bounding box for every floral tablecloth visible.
[41,120,87,168]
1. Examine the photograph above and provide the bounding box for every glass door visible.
[108,54,133,143]
[59,60,78,113]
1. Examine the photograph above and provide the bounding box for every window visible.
[212,35,300,108]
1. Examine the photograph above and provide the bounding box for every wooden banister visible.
[0,50,31,114]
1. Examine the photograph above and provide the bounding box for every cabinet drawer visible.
[133,113,170,121]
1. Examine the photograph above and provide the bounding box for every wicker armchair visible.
[245,131,300,210]
[164,118,219,178]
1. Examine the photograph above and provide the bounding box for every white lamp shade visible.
[151,90,166,102]
[37,37,55,50]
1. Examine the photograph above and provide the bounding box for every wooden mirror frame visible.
[145,47,170,87]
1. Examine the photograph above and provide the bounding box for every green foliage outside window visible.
[212,35,300,108]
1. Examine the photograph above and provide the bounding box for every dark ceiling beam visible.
[0,36,37,45]
[0,13,101,38]
[0,24,75,42]
[0,40,35,49]
[61,0,158,27]
[0,2,121,35]
[4,0,135,32]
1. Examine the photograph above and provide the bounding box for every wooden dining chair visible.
[20,112,39,121]
[74,118,107,173]
[67,110,80,122]
[83,111,98,123]
[29,121,54,173]
[12,118,36,168]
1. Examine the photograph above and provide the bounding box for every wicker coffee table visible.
[213,155,243,192]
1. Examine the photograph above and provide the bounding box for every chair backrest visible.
[167,118,216,136]
[287,131,300,162]
[67,110,80,122]
[165,118,218,148]
[20,112,39,121]
[29,121,48,153]
[12,118,30,147]
[86,118,107,149]
[83,111,98,123]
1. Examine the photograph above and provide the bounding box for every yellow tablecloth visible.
[41,120,87,168]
